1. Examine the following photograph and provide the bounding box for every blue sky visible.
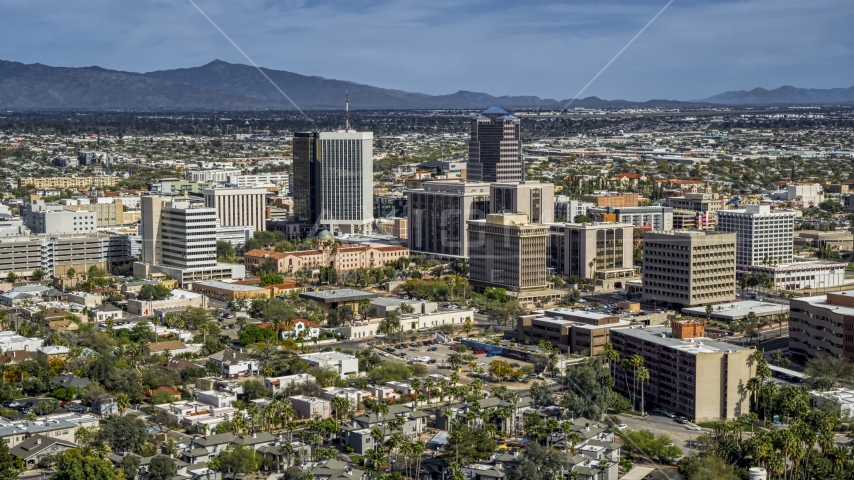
[0,0,851,100]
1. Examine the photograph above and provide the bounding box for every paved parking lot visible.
[616,412,706,454]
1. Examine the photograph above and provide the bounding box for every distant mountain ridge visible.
[0,58,851,110]
[698,85,854,105]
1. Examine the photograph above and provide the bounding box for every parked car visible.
[616,424,628,431]
[475,349,486,355]
[428,347,438,352]
[687,425,702,431]
[487,353,497,357]
[398,352,407,357]
[427,359,437,364]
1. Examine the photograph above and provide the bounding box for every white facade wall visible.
[203,188,267,233]
[317,132,374,234]
[717,205,795,267]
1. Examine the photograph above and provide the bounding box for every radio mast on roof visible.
[345,90,350,132]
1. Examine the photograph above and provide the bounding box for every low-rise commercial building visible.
[298,352,359,377]
[515,308,631,356]
[742,261,848,292]
[0,332,43,352]
[244,244,409,275]
[299,289,378,314]
[682,301,788,323]
[127,289,208,316]
[589,206,674,231]
[610,320,755,422]
[191,281,269,302]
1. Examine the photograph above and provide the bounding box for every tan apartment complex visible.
[610,320,755,422]
[665,192,725,212]
[244,244,409,275]
[642,231,737,307]
[467,213,549,292]
[18,176,118,190]
[789,290,854,362]
[516,307,630,356]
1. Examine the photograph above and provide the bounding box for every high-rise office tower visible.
[293,131,374,234]
[406,181,490,260]
[202,187,267,233]
[467,107,523,183]
[716,205,795,267]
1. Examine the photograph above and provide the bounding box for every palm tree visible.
[357,298,371,317]
[636,366,650,415]
[74,426,90,445]
[423,378,435,405]
[116,393,130,414]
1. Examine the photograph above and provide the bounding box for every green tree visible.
[53,449,123,480]
[678,453,741,480]
[0,439,19,480]
[573,214,593,223]
[138,283,173,301]
[216,444,261,479]
[148,455,177,480]
[98,415,148,454]
[31,269,45,282]
[509,441,568,480]
[119,455,140,480]
[5,272,17,283]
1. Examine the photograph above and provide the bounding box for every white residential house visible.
[208,349,260,379]
[281,319,321,340]
[196,390,237,408]
[264,374,316,394]
[298,352,358,377]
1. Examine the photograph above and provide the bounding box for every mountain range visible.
[0,59,852,110]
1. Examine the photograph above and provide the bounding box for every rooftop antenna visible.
[345,90,350,132]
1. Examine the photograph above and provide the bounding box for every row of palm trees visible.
[603,343,649,414]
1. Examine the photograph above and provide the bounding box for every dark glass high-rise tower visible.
[467,106,523,183]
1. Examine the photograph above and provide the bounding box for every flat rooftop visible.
[299,289,378,304]
[682,301,788,320]
[370,297,422,307]
[299,352,358,362]
[794,292,854,315]
[194,281,266,292]
[615,326,749,355]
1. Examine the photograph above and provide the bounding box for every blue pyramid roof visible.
[482,106,510,115]
[496,114,518,120]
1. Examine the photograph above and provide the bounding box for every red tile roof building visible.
[244,243,409,274]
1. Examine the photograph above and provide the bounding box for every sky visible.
[0,0,852,101]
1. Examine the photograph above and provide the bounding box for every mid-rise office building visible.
[610,320,755,422]
[549,222,634,281]
[490,182,555,224]
[136,197,243,284]
[579,192,639,208]
[60,198,129,227]
[227,173,290,191]
[407,181,490,260]
[590,206,674,231]
[203,187,267,233]
[789,290,854,361]
[0,233,131,279]
[716,205,795,267]
[554,196,594,222]
[665,192,725,212]
[187,169,242,183]
[467,213,549,292]
[373,194,407,219]
[642,231,737,307]
[292,131,374,234]
[467,107,522,183]
[23,201,97,234]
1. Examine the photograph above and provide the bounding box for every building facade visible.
[642,231,737,307]
[716,205,794,267]
[0,233,131,279]
[548,222,634,280]
[203,187,267,233]
[17,176,118,190]
[23,202,97,235]
[610,321,755,422]
[665,192,725,212]
[292,131,374,234]
[467,213,549,292]
[489,182,555,224]
[516,308,630,356]
[244,244,409,275]
[789,291,854,361]
[407,181,490,260]
[589,206,674,231]
[467,107,523,183]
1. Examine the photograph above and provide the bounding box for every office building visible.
[554,196,594,222]
[17,176,118,190]
[610,320,755,422]
[203,187,267,233]
[0,233,131,279]
[716,205,795,267]
[60,198,129,227]
[227,173,290,191]
[549,222,634,281]
[467,107,523,183]
[743,260,848,292]
[516,307,631,356]
[136,197,244,284]
[642,231,737,307]
[665,192,725,213]
[292,131,374,234]
[467,213,549,292]
[373,194,407,219]
[23,201,97,234]
[490,182,555,224]
[406,181,490,260]
[589,206,674,231]
[579,192,639,208]
[187,169,242,183]
[789,290,854,361]
[787,183,824,207]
